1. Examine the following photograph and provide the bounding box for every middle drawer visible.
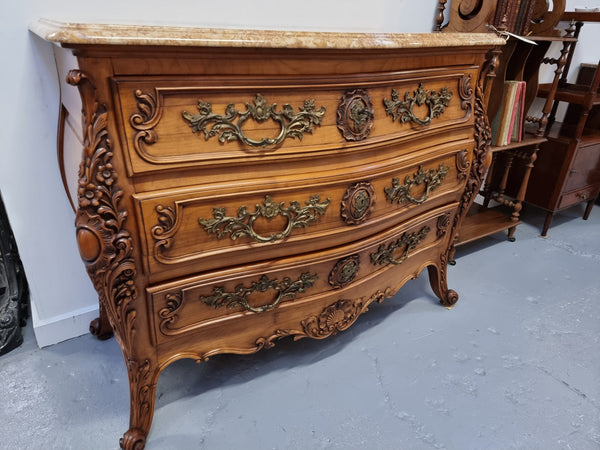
[135,143,471,282]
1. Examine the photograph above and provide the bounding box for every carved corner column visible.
[430,51,495,306]
[66,69,159,450]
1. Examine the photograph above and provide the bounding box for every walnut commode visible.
[31,20,503,449]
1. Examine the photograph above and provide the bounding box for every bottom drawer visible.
[558,185,599,210]
[148,203,457,351]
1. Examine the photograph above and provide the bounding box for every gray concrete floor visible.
[1,205,599,450]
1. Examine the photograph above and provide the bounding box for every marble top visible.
[29,19,505,49]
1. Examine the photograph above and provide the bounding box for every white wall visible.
[0,0,439,347]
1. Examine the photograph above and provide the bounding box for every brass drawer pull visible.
[182,93,326,148]
[200,272,318,313]
[370,226,431,266]
[199,194,331,243]
[385,164,449,205]
[384,83,452,126]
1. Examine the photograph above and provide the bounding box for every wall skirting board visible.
[31,301,98,347]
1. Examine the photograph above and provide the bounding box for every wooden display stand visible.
[435,0,576,250]
[508,12,600,235]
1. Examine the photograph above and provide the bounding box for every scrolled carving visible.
[301,289,393,339]
[157,292,183,333]
[182,93,326,148]
[67,70,137,349]
[456,150,470,181]
[199,272,318,313]
[328,255,360,289]
[336,89,374,141]
[436,212,452,239]
[341,181,375,225]
[458,75,473,115]
[198,194,330,243]
[370,226,431,267]
[130,89,161,158]
[384,83,453,126]
[384,164,450,205]
[150,204,177,253]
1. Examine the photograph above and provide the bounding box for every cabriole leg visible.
[120,358,161,450]
[428,263,458,308]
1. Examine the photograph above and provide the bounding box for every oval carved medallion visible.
[328,255,360,289]
[336,89,374,141]
[341,181,376,225]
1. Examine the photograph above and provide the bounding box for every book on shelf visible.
[509,81,526,143]
[491,80,526,146]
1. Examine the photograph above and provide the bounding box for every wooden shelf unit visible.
[435,0,578,250]
[507,11,600,235]
[454,29,576,249]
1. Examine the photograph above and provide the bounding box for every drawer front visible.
[558,185,599,210]
[136,144,471,280]
[148,204,456,345]
[113,69,478,175]
[564,143,600,192]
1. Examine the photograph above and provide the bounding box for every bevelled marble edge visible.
[29,19,505,49]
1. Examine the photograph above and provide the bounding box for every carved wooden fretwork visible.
[529,0,566,37]
[435,0,496,33]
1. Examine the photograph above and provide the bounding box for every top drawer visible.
[113,69,478,176]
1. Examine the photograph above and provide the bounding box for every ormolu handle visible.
[199,194,331,243]
[200,272,318,313]
[384,164,450,205]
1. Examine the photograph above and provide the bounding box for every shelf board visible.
[490,133,546,153]
[561,11,600,23]
[455,204,519,246]
[545,121,600,145]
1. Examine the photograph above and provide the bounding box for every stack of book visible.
[493,0,537,36]
[491,80,526,147]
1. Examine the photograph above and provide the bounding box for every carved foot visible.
[89,317,113,340]
[427,265,459,308]
[120,429,146,450]
[440,289,459,308]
